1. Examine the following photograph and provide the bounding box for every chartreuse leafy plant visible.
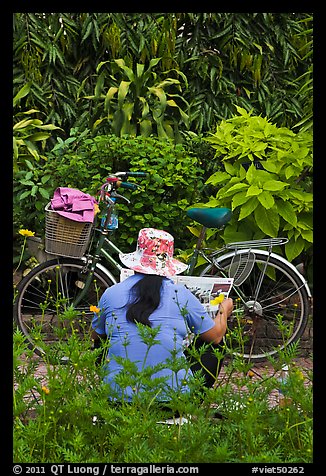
[199,106,312,263]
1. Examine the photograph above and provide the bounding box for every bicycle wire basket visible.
[44,203,93,258]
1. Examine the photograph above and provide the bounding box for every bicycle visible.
[14,171,312,361]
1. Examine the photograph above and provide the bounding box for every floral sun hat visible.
[119,228,188,277]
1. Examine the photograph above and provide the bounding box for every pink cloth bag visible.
[51,187,98,223]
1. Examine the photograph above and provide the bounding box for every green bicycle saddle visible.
[186,207,232,228]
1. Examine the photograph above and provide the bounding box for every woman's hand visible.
[199,298,234,345]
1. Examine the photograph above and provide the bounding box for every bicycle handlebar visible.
[119,181,138,191]
[99,171,147,203]
[115,171,147,178]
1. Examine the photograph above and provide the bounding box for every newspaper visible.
[120,269,233,315]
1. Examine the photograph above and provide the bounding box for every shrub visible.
[195,107,312,267]
[13,133,204,253]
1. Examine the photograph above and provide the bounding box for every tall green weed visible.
[14,308,313,463]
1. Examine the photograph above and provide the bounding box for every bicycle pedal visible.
[229,252,255,285]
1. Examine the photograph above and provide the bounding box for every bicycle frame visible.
[72,213,311,312]
[71,227,123,307]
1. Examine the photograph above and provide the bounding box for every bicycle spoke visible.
[14,259,114,355]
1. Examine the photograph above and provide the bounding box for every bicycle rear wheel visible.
[201,251,311,361]
[14,258,115,356]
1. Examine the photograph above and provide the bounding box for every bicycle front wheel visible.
[14,258,115,356]
[201,251,311,361]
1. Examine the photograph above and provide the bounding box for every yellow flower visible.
[41,386,50,395]
[90,305,100,314]
[94,203,100,215]
[294,369,305,381]
[210,293,225,306]
[19,229,35,237]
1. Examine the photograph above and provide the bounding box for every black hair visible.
[126,274,165,327]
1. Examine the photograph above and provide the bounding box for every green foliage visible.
[13,83,62,172]
[13,313,313,463]
[84,58,189,141]
[13,159,53,243]
[13,13,313,136]
[201,107,312,263]
[14,133,204,252]
[177,13,313,133]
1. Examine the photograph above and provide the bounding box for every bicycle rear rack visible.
[225,237,288,250]
[212,238,288,286]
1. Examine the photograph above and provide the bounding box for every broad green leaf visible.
[290,190,313,202]
[122,102,134,121]
[148,87,167,108]
[285,236,305,262]
[285,165,296,179]
[224,162,236,175]
[140,119,152,137]
[301,229,313,243]
[148,57,162,69]
[13,82,31,107]
[186,226,201,238]
[239,197,259,220]
[235,105,251,117]
[39,188,50,199]
[246,163,257,184]
[246,184,262,196]
[138,97,150,118]
[24,160,34,170]
[223,224,249,243]
[26,132,51,142]
[163,121,174,139]
[276,200,297,227]
[243,87,252,98]
[95,72,105,98]
[232,191,249,209]
[224,183,248,196]
[156,122,169,139]
[96,60,110,73]
[41,175,51,184]
[21,109,40,115]
[104,87,119,111]
[136,63,145,77]
[31,124,62,131]
[263,180,287,191]
[13,119,42,130]
[19,180,35,186]
[114,59,135,81]
[254,206,279,237]
[118,81,131,105]
[13,137,18,160]
[19,190,31,200]
[257,262,276,281]
[206,171,230,185]
[258,190,274,209]
[92,118,106,130]
[261,161,279,173]
[31,185,38,197]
